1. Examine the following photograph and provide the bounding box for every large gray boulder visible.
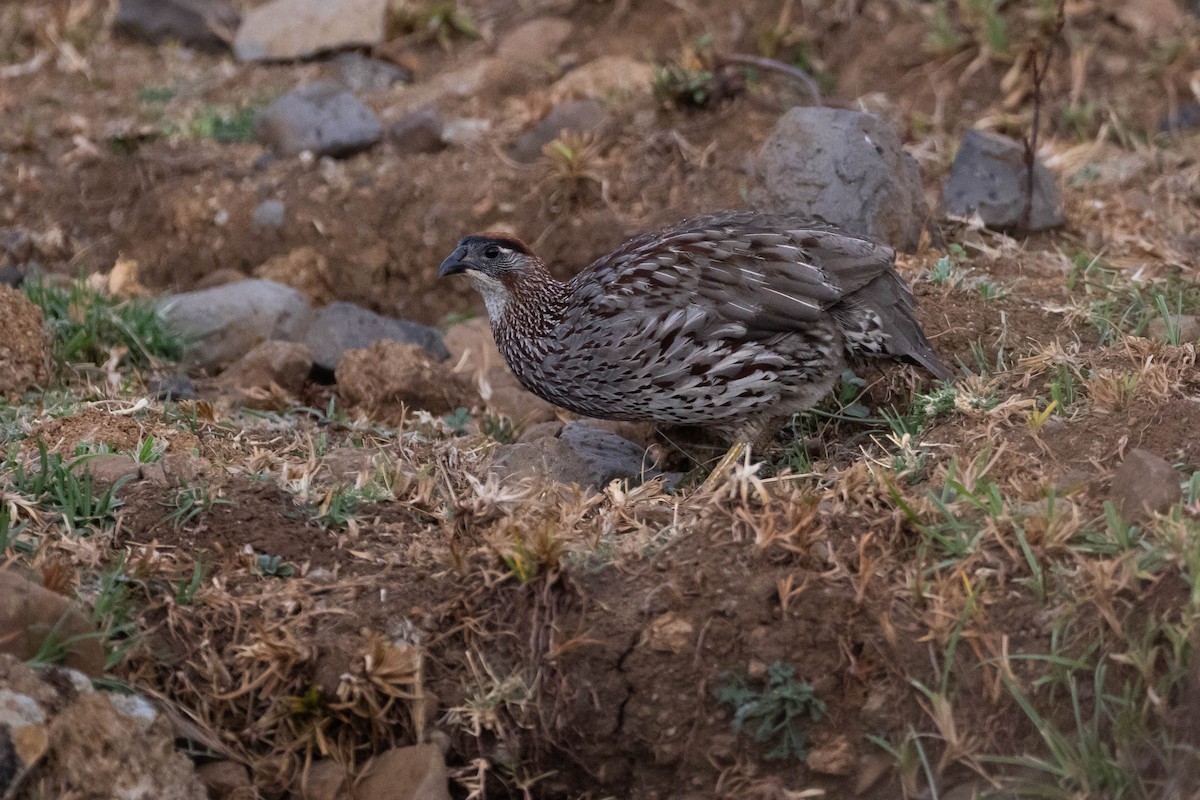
[750,107,928,252]
[254,82,382,158]
[302,302,449,373]
[233,0,388,62]
[158,280,313,372]
[940,129,1065,232]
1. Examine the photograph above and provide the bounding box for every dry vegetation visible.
[2,0,1200,798]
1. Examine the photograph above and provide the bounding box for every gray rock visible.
[114,0,239,52]
[1110,448,1182,521]
[147,374,197,401]
[158,279,314,372]
[303,302,449,372]
[336,52,411,92]
[254,82,382,158]
[252,199,286,228]
[750,108,928,252]
[1159,102,1200,133]
[940,128,1065,232]
[491,422,654,489]
[388,109,445,155]
[234,0,388,62]
[0,266,23,288]
[508,99,609,163]
[1147,314,1200,343]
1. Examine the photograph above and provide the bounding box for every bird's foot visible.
[698,441,749,493]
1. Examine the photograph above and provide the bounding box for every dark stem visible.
[716,53,822,107]
[1022,0,1066,230]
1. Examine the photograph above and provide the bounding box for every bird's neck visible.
[487,265,568,346]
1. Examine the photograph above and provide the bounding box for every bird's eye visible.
[483,245,501,259]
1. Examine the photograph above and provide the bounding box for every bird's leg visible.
[698,441,749,492]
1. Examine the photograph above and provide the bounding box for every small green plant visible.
[132,435,165,464]
[175,557,206,605]
[91,558,141,670]
[388,1,479,48]
[22,277,188,371]
[716,661,827,760]
[653,62,719,108]
[162,105,260,143]
[314,486,361,530]
[443,407,471,436]
[165,484,229,530]
[928,244,971,288]
[255,554,295,578]
[138,85,176,105]
[481,415,516,444]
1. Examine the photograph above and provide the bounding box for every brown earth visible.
[2,1,1200,799]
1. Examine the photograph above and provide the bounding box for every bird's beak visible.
[438,247,469,278]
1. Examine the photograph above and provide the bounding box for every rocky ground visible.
[2,0,1200,798]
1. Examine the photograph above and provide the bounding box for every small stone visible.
[215,340,313,396]
[254,82,382,158]
[1110,448,1182,520]
[1159,102,1200,134]
[335,52,411,92]
[508,99,609,163]
[1147,314,1200,343]
[336,341,478,419]
[76,455,141,487]
[751,108,929,251]
[491,422,653,489]
[940,128,1065,232]
[158,279,314,373]
[548,55,655,104]
[295,759,347,800]
[485,18,574,94]
[495,18,573,65]
[0,265,25,288]
[303,302,448,373]
[388,109,445,155]
[114,0,239,52]
[148,374,198,401]
[806,734,856,776]
[252,199,286,229]
[354,744,451,800]
[0,286,48,396]
[252,246,332,304]
[195,760,252,799]
[234,0,388,62]
[0,572,105,676]
[440,118,491,147]
[641,612,693,654]
[854,753,894,795]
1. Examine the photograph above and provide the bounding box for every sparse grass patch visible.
[23,277,188,373]
[3,441,127,535]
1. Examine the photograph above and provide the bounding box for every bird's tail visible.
[838,272,954,380]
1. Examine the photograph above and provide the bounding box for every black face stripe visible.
[459,234,532,255]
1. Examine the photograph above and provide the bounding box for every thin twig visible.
[1022,0,1066,229]
[716,53,822,106]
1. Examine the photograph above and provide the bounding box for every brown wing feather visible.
[571,211,952,378]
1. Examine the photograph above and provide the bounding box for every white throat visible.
[466,270,512,321]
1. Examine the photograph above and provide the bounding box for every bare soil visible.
[3,1,1200,799]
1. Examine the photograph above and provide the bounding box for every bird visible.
[439,210,952,485]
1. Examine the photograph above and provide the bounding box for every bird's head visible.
[438,234,547,319]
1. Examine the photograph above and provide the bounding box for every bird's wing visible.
[572,211,897,336]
